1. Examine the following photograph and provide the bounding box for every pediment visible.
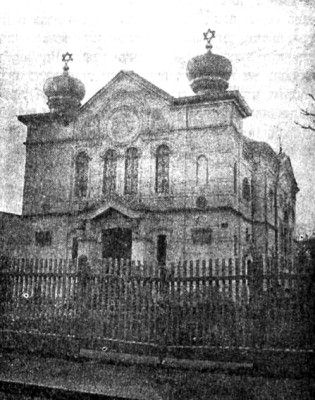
[81,71,172,114]
[76,71,172,143]
[86,200,142,220]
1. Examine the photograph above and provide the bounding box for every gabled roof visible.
[80,70,173,112]
[17,70,253,126]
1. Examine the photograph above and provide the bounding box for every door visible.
[157,234,167,265]
[102,228,132,260]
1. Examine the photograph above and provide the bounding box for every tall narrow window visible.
[269,188,274,211]
[242,178,251,201]
[156,145,170,194]
[74,152,89,198]
[234,234,238,256]
[245,228,250,242]
[125,147,139,195]
[233,162,237,193]
[103,149,117,194]
[72,237,78,260]
[197,155,208,186]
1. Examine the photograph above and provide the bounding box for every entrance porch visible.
[75,201,149,264]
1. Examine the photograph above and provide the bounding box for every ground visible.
[0,351,313,399]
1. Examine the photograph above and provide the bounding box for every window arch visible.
[125,147,139,194]
[74,152,89,198]
[156,144,170,194]
[197,155,208,186]
[233,162,237,193]
[103,149,117,194]
[242,178,251,201]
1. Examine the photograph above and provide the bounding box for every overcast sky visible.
[0,0,314,234]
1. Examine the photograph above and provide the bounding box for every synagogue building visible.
[1,31,299,266]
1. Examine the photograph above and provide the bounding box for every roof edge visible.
[17,113,56,125]
[173,90,252,118]
[86,201,142,220]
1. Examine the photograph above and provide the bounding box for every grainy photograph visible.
[0,0,314,398]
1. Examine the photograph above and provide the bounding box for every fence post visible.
[157,263,169,363]
[249,255,266,348]
[77,255,91,345]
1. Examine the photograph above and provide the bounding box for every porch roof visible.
[86,200,143,220]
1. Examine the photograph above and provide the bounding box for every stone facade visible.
[4,44,298,266]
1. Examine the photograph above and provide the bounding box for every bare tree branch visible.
[296,93,315,132]
[295,121,315,132]
[308,93,315,102]
[301,109,315,117]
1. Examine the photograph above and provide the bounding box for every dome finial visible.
[203,29,215,51]
[43,52,85,119]
[186,30,232,95]
[62,52,73,73]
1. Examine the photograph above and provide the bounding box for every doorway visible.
[102,228,132,260]
[157,234,167,265]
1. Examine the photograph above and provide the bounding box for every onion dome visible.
[187,29,232,95]
[43,53,85,116]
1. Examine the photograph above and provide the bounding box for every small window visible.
[221,222,228,229]
[35,231,52,247]
[233,163,237,193]
[196,196,207,209]
[197,155,208,186]
[242,178,251,201]
[191,228,212,244]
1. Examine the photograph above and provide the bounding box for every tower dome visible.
[187,30,232,95]
[43,53,85,117]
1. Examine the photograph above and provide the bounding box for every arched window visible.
[233,162,237,193]
[197,155,208,186]
[234,234,238,256]
[103,149,117,194]
[74,152,89,198]
[125,147,139,194]
[269,188,274,210]
[242,178,251,201]
[156,144,170,194]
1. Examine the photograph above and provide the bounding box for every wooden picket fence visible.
[0,256,314,359]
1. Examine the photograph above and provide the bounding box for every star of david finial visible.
[203,29,215,51]
[62,52,73,72]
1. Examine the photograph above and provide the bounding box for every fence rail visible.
[0,256,314,358]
